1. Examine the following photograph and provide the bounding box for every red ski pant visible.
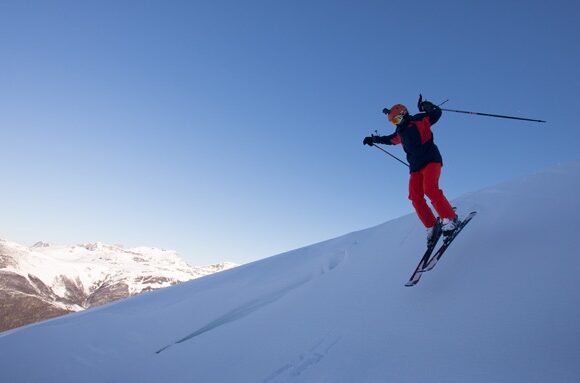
[408,162,456,228]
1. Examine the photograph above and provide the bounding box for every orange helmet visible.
[387,104,408,125]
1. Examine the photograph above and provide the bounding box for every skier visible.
[363,95,458,244]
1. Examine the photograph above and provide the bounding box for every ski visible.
[421,211,477,272]
[404,222,443,287]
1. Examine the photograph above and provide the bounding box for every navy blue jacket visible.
[375,107,443,173]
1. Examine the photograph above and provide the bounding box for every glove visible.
[382,108,390,115]
[417,94,435,112]
[420,101,435,112]
[363,136,375,146]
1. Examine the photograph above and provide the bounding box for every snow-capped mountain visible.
[1,161,579,382]
[0,240,236,332]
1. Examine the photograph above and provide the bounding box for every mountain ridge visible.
[0,239,236,332]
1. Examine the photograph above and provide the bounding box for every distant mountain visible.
[0,239,236,332]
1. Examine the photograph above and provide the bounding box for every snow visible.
[1,240,233,298]
[1,161,580,382]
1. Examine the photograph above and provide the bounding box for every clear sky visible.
[1,0,579,265]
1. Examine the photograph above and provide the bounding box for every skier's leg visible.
[422,162,456,220]
[409,169,437,227]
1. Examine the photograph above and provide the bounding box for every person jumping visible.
[363,95,458,244]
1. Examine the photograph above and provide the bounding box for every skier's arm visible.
[425,104,442,125]
[374,133,400,145]
[363,132,401,146]
[418,99,442,126]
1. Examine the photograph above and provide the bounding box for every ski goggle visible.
[389,113,405,125]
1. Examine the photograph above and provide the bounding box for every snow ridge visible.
[1,161,580,383]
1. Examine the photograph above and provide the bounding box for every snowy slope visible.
[1,161,579,382]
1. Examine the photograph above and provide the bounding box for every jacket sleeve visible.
[414,106,442,126]
[426,105,442,125]
[374,133,401,145]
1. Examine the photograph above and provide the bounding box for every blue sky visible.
[1,1,579,265]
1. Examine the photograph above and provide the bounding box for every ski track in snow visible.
[262,332,342,383]
[155,277,311,354]
[155,249,349,355]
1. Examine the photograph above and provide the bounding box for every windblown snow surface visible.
[1,161,579,383]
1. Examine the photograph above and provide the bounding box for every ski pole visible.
[372,144,409,168]
[440,107,546,123]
